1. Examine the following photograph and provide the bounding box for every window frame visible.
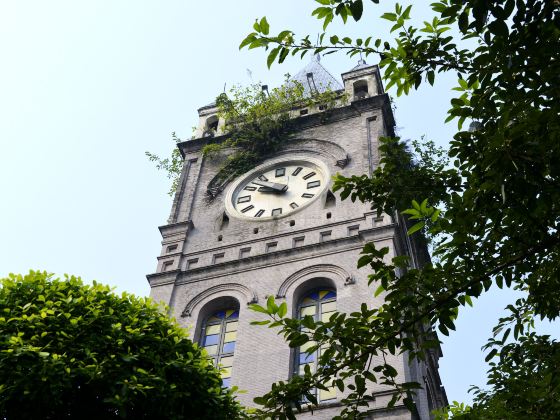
[294,288,337,403]
[200,308,239,387]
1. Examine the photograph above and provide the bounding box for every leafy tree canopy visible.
[240,0,560,418]
[0,271,244,420]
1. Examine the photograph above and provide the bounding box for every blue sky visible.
[1,0,557,407]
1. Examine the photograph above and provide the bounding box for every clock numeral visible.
[302,193,314,198]
[258,175,268,182]
[275,168,285,177]
[255,209,265,217]
[292,167,303,176]
[290,202,299,209]
[237,195,251,204]
[303,171,316,180]
[244,186,257,191]
[241,205,254,213]
[271,208,282,216]
[307,180,321,189]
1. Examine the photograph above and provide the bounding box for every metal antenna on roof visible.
[358,51,366,66]
[313,33,321,62]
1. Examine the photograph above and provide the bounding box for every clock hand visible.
[252,179,288,192]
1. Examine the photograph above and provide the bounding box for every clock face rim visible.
[224,156,330,222]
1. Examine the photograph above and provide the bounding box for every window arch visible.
[200,307,239,387]
[203,115,219,137]
[353,79,369,100]
[296,288,337,402]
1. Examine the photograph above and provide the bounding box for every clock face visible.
[225,157,329,221]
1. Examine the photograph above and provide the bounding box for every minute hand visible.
[252,179,288,192]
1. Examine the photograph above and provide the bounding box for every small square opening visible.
[186,258,199,269]
[239,247,251,258]
[320,231,332,242]
[293,236,305,248]
[266,242,278,253]
[348,225,359,236]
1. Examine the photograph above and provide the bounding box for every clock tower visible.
[147,57,447,419]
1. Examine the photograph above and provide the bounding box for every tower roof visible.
[289,55,343,96]
[199,55,344,113]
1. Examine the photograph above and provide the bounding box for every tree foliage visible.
[0,271,244,420]
[145,132,184,196]
[242,0,560,418]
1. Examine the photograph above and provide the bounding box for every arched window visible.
[324,190,336,208]
[353,79,369,100]
[201,308,239,387]
[203,115,219,137]
[296,289,337,402]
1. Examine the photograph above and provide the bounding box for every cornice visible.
[145,223,396,287]
[170,214,387,259]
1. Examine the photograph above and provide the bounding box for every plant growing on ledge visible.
[148,76,343,196]
[204,76,342,190]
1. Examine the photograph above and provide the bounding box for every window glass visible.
[201,308,239,387]
[296,289,337,402]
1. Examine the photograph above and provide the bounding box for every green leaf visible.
[289,334,309,348]
[250,320,271,325]
[259,17,270,35]
[248,303,268,314]
[485,348,498,362]
[323,13,334,30]
[357,254,372,268]
[266,295,277,314]
[349,0,363,21]
[427,70,435,86]
[431,208,441,222]
[381,12,397,22]
[402,208,420,217]
[488,19,509,37]
[267,47,280,69]
[278,47,290,63]
[407,221,424,235]
[458,10,469,32]
[278,302,287,318]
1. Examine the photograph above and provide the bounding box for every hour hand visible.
[252,179,288,192]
